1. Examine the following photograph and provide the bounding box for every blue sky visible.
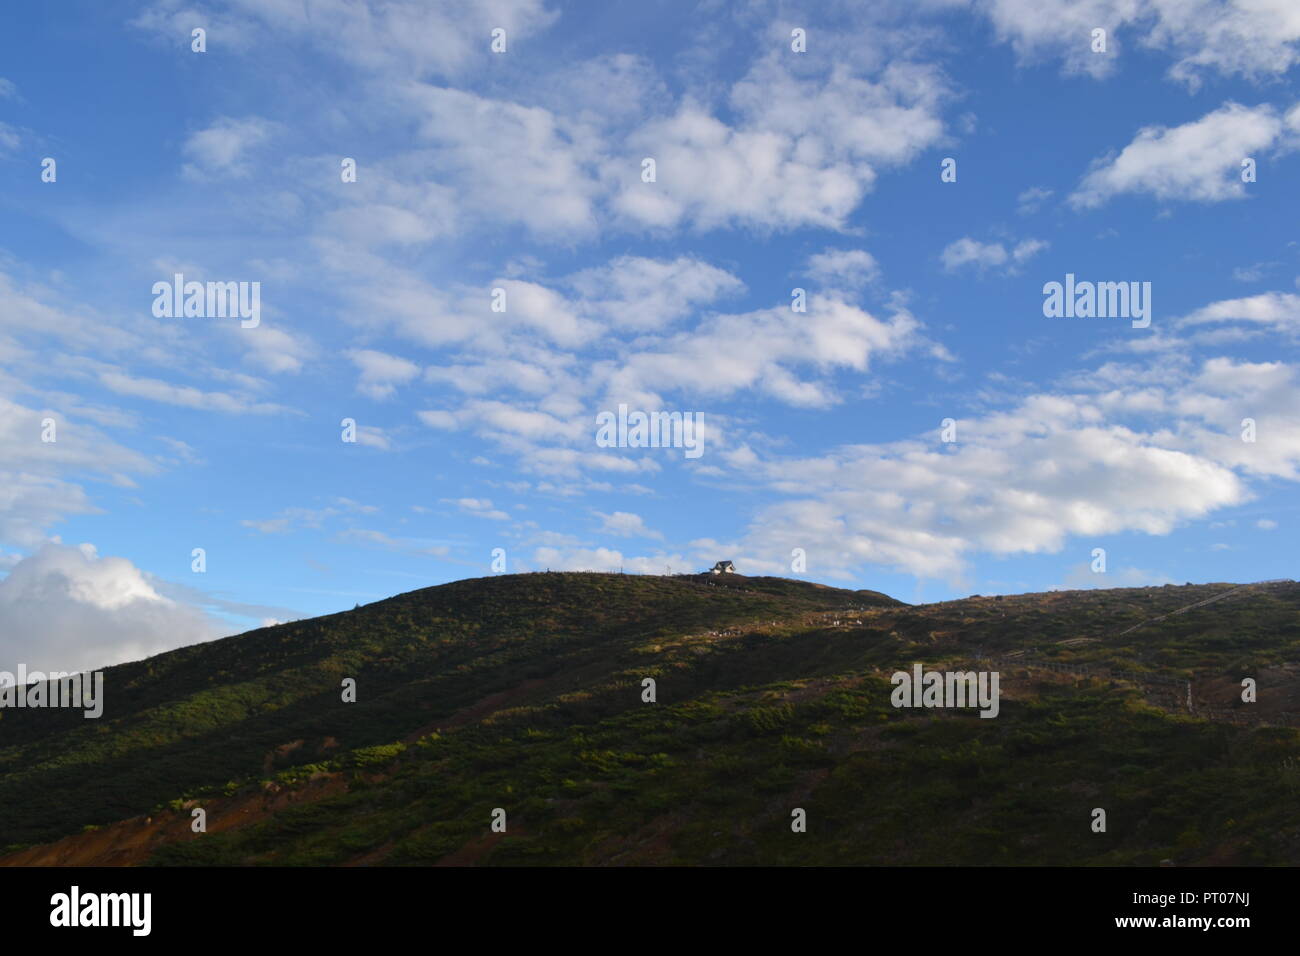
[2,0,1299,673]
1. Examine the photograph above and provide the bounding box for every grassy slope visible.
[0,572,889,850]
[2,573,1298,865]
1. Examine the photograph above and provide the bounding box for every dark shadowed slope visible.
[2,574,1298,866]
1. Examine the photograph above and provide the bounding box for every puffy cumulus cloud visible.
[138,5,953,250]
[732,58,947,167]
[1070,102,1300,208]
[390,249,926,476]
[976,0,1132,78]
[940,237,1047,274]
[1170,358,1300,481]
[977,0,1300,86]
[411,267,931,478]
[489,279,596,347]
[0,542,223,674]
[320,52,948,245]
[611,57,949,232]
[724,356,1300,581]
[568,256,745,332]
[601,296,924,410]
[403,85,605,239]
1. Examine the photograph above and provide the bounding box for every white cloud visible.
[136,0,558,80]
[0,398,159,547]
[235,324,317,374]
[241,498,381,536]
[1071,102,1300,208]
[806,248,881,288]
[595,510,663,539]
[977,0,1130,78]
[941,237,1047,274]
[1017,186,1054,214]
[977,0,1300,86]
[1232,262,1273,282]
[1178,292,1300,332]
[612,57,948,232]
[447,497,510,521]
[0,121,20,153]
[568,256,744,331]
[97,369,293,415]
[404,85,603,238]
[182,116,275,179]
[349,349,422,399]
[603,296,924,410]
[720,354,1300,580]
[525,52,668,126]
[530,545,684,574]
[0,542,222,673]
[355,424,393,451]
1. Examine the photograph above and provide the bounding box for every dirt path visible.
[0,772,349,867]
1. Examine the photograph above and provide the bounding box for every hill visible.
[1,572,1297,866]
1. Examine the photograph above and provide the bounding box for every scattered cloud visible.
[1070,102,1300,208]
[941,237,1047,275]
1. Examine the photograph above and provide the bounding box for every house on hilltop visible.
[710,560,736,574]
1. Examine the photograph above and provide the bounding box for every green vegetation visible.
[1,572,1297,865]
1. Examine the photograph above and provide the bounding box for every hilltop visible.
[1,572,1297,866]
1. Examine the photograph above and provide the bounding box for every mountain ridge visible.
[2,572,1298,865]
